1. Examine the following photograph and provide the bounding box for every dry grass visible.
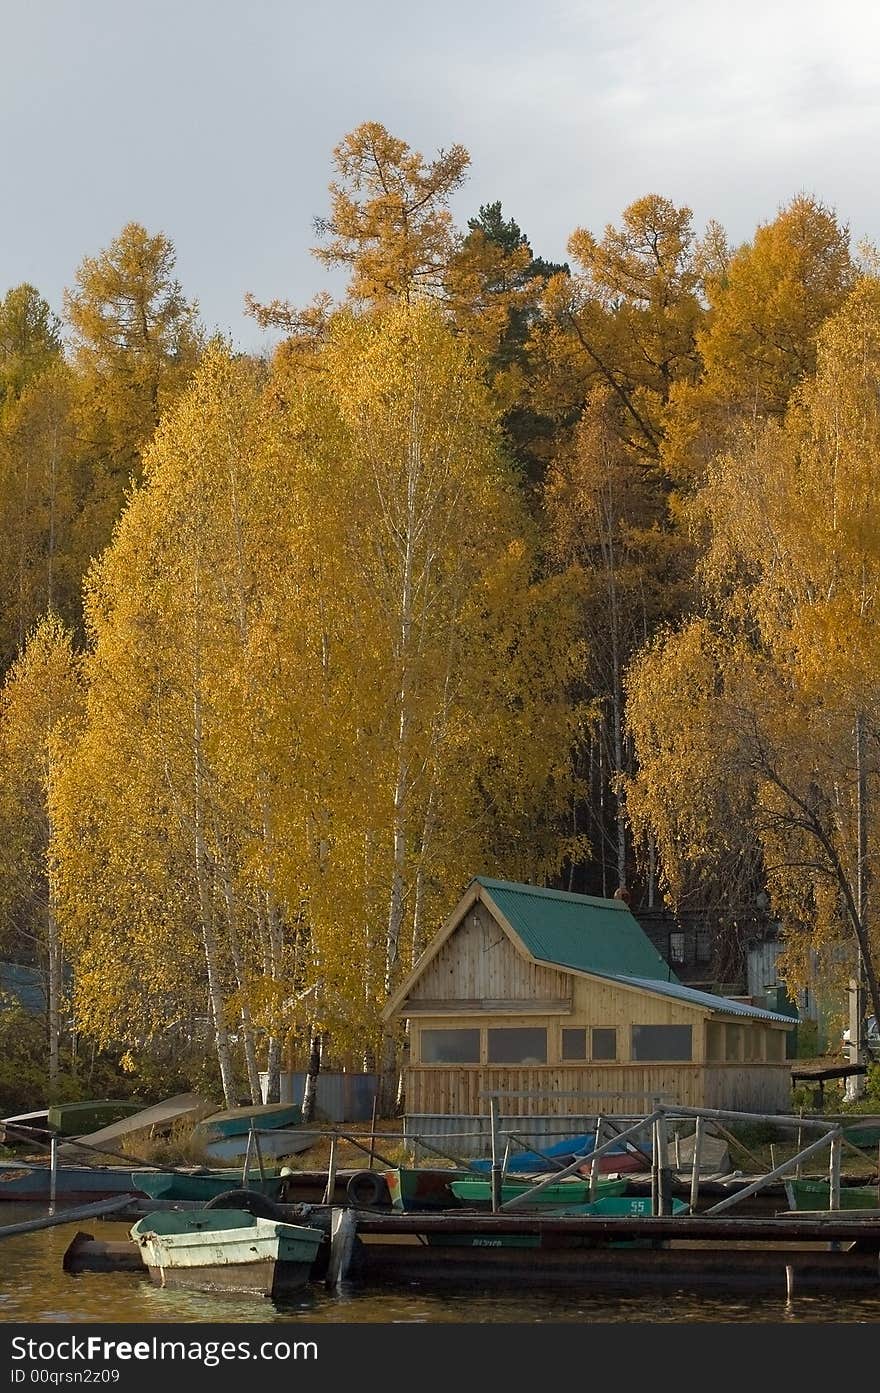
[110,1115,417,1172]
[117,1119,214,1167]
[290,1117,413,1171]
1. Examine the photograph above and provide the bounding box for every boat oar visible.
[0,1193,139,1240]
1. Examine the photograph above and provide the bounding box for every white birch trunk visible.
[191,688,237,1106]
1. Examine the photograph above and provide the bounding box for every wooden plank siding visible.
[408,901,571,1006]
[396,894,795,1116]
[404,1063,793,1115]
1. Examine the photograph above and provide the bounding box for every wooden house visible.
[382,877,796,1116]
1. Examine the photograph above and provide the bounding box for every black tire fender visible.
[345,1170,388,1207]
[203,1187,288,1221]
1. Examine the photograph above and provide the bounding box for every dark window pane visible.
[487,1028,547,1065]
[669,932,686,964]
[631,1025,692,1061]
[592,1027,617,1061]
[420,1028,480,1064]
[561,1028,587,1061]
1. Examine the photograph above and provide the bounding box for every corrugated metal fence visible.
[261,1071,379,1123]
[404,1113,657,1163]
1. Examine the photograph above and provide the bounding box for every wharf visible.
[69,1206,880,1295]
[343,1209,880,1292]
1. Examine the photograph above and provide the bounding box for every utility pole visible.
[847,712,867,1100]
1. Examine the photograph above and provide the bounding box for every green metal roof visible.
[612,974,796,1024]
[475,878,678,983]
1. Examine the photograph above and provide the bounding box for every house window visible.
[631,1024,692,1061]
[420,1028,480,1064]
[669,932,686,965]
[696,930,712,964]
[487,1027,547,1065]
[591,1027,617,1061]
[706,1022,725,1061]
[561,1028,587,1061]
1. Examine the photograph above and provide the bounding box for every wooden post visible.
[49,1135,57,1217]
[590,1117,604,1201]
[323,1135,338,1205]
[656,1112,670,1215]
[770,1143,778,1174]
[367,1093,379,1168]
[325,1207,356,1287]
[241,1127,254,1187]
[252,1129,266,1183]
[490,1164,502,1213]
[689,1115,704,1214]
[500,1140,511,1180]
[673,1131,681,1170]
[829,1133,842,1211]
[489,1096,498,1171]
[651,1118,659,1216]
[703,1129,838,1215]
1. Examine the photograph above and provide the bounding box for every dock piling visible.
[326,1207,356,1287]
[49,1135,57,1217]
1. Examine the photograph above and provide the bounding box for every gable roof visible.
[475,877,677,983]
[383,876,796,1027]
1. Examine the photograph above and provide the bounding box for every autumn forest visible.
[2,121,878,1109]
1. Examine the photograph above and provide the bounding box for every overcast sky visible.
[3,1,879,352]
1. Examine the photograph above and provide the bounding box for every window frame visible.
[591,1026,618,1062]
[486,1026,548,1066]
[418,1026,481,1065]
[631,1023,693,1063]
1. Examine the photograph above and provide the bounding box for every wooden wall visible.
[404,1062,794,1115]
[397,900,794,1116]
[408,901,570,1006]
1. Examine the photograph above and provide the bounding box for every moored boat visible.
[449,1175,627,1207]
[783,1177,879,1211]
[385,1167,470,1211]
[842,1122,880,1149]
[195,1103,303,1140]
[467,1133,650,1177]
[0,1160,148,1203]
[130,1169,285,1203]
[58,1092,215,1161]
[129,1208,324,1296]
[554,1195,688,1216]
[201,1129,316,1163]
[47,1101,144,1136]
[425,1194,687,1246]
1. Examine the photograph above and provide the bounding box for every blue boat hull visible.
[0,1161,147,1203]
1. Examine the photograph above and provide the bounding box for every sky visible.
[3,0,880,353]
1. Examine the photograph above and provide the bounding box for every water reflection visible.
[2,1206,879,1324]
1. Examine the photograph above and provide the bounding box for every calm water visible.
[2,1204,880,1325]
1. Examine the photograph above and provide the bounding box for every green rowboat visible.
[131,1169,284,1202]
[449,1175,627,1207]
[130,1208,323,1296]
[784,1178,879,1211]
[47,1100,144,1136]
[385,1167,470,1211]
[195,1103,302,1139]
[553,1195,688,1216]
[426,1194,686,1247]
